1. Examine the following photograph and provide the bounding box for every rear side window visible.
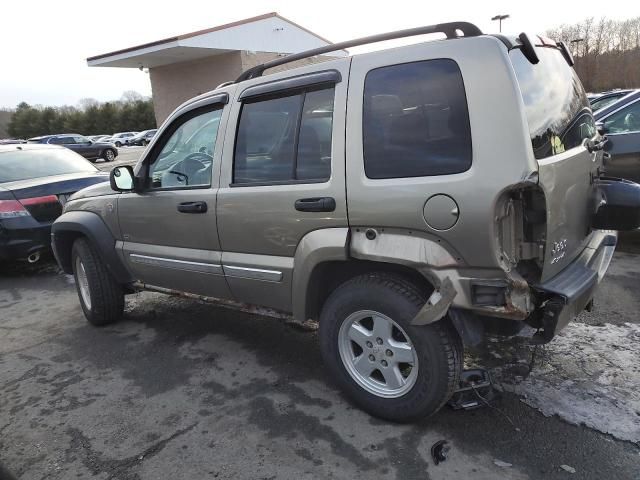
[510,47,593,159]
[233,86,334,184]
[362,59,472,179]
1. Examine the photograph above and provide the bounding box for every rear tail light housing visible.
[0,200,30,218]
[0,195,61,219]
[19,194,59,206]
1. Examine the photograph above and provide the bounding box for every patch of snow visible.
[493,459,513,467]
[493,322,640,443]
[560,464,576,474]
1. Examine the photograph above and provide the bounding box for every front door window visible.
[148,108,222,189]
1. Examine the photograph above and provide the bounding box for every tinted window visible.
[603,100,640,133]
[0,148,97,183]
[362,59,472,179]
[148,108,222,189]
[53,137,75,145]
[510,47,593,159]
[234,86,335,184]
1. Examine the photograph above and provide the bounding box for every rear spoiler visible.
[494,33,575,67]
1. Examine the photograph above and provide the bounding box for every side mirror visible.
[596,121,607,136]
[110,165,135,192]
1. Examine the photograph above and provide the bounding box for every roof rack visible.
[235,21,482,82]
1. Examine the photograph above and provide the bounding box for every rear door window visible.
[362,59,472,179]
[233,86,334,184]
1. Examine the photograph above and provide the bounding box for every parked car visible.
[126,129,157,146]
[0,144,108,262]
[52,23,640,422]
[108,132,138,147]
[27,134,118,162]
[594,89,640,182]
[88,134,110,142]
[589,89,634,112]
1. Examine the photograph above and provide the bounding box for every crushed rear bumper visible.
[531,230,617,342]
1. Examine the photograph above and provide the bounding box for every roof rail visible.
[235,21,482,82]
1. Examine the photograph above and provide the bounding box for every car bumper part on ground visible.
[533,230,617,340]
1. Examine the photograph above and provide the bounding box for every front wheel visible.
[319,274,462,422]
[71,238,124,326]
[114,141,122,148]
[102,149,116,162]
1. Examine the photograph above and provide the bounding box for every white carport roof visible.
[87,12,346,69]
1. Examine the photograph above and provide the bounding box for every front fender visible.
[51,210,132,284]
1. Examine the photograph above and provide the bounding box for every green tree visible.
[6,92,155,138]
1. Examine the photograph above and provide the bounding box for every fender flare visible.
[51,210,132,284]
[292,228,350,322]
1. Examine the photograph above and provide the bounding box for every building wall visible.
[148,51,244,124]
[149,51,338,125]
[241,51,337,75]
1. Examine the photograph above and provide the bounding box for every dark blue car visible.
[0,144,109,262]
[27,134,118,163]
[594,90,640,183]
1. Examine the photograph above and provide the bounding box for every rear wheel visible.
[319,274,462,422]
[102,149,116,162]
[114,141,122,148]
[71,238,124,326]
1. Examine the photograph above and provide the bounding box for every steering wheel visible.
[166,153,211,186]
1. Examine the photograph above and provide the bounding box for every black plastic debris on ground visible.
[431,440,450,465]
[448,368,495,410]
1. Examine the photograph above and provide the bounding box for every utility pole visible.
[570,38,584,57]
[491,14,510,33]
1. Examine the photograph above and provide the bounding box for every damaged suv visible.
[51,22,640,421]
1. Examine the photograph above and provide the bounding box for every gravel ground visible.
[1,249,639,479]
[95,146,145,171]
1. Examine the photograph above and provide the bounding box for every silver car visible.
[51,22,640,421]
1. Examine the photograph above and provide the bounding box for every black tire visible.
[115,141,122,148]
[319,273,462,422]
[141,139,148,146]
[71,238,124,326]
[102,149,116,162]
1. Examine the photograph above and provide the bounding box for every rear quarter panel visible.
[345,36,537,269]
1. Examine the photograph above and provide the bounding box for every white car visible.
[107,132,138,147]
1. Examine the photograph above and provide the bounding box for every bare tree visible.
[547,16,640,92]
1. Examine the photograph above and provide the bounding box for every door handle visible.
[294,197,336,212]
[177,201,207,213]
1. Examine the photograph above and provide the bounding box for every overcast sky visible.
[1,0,638,108]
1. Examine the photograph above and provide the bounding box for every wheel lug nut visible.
[368,354,375,362]
[386,349,393,357]
[366,341,373,348]
[381,360,388,367]
[376,338,383,345]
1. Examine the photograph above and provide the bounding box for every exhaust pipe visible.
[27,251,41,264]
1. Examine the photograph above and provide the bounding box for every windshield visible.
[510,47,595,159]
[0,148,97,183]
